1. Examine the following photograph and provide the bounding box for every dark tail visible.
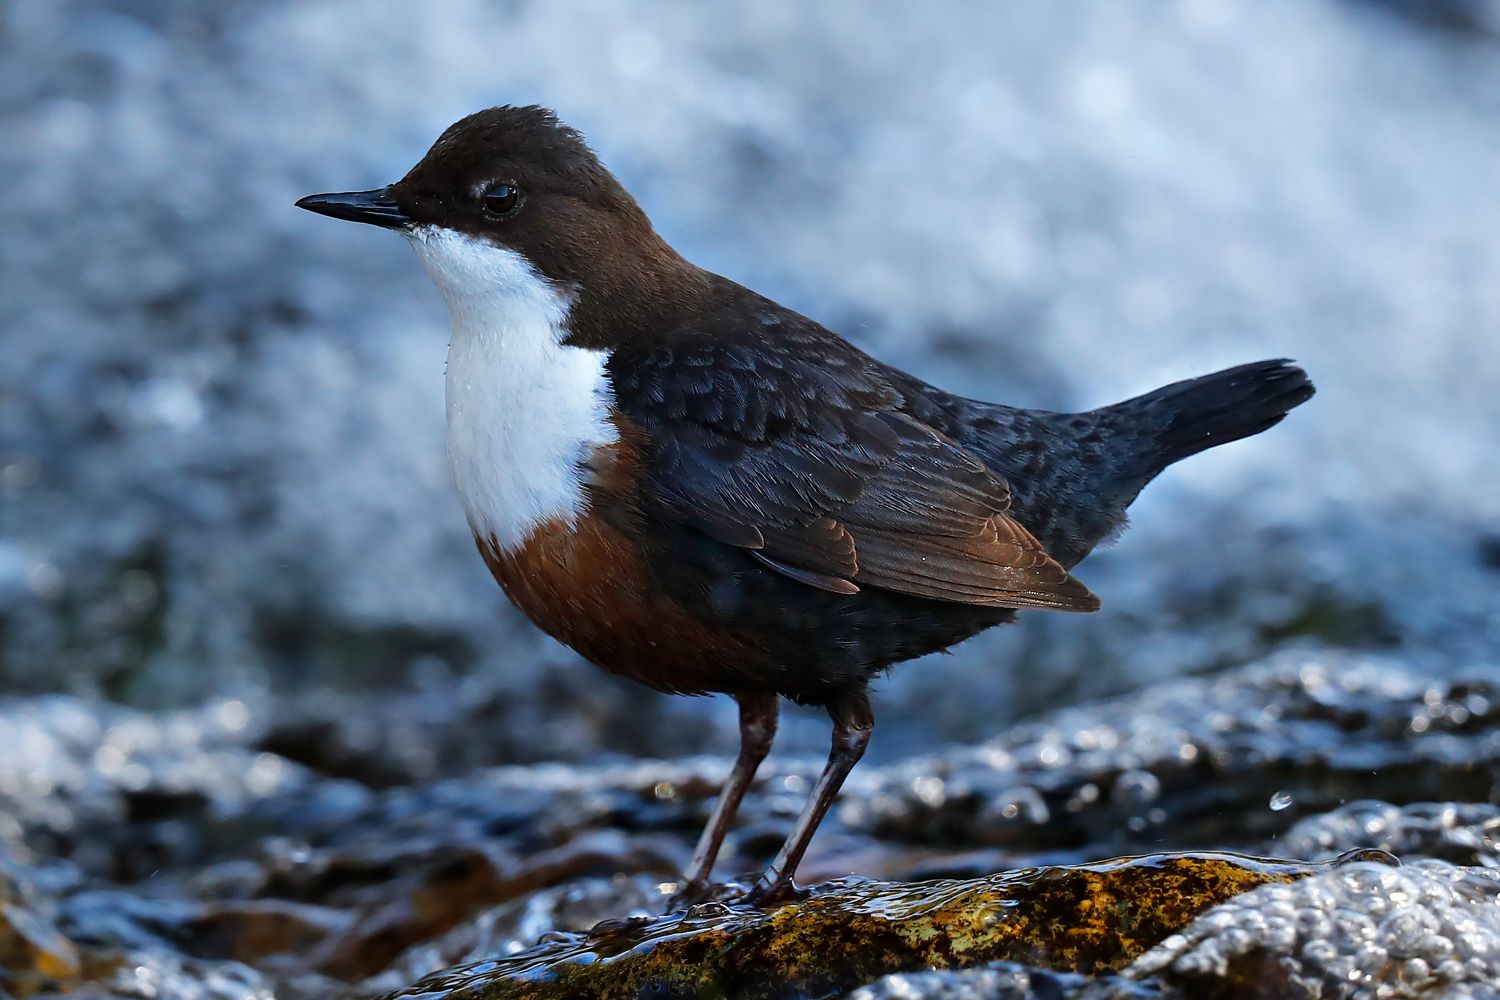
[1103,359,1315,483]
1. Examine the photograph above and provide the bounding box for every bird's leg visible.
[747,690,873,906]
[668,692,779,908]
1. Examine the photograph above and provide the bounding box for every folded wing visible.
[609,317,1099,613]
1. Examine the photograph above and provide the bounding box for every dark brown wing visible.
[838,413,1096,609]
[608,308,1099,613]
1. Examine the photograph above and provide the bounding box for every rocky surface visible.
[381,852,1386,1000]
[2,653,1499,998]
[1130,859,1500,998]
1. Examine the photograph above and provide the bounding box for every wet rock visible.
[378,852,1378,1000]
[74,951,282,1000]
[0,898,84,993]
[1276,800,1500,868]
[0,695,370,878]
[850,804,1500,998]
[1,653,1497,999]
[848,963,1159,999]
[364,876,666,998]
[849,653,1500,859]
[1131,859,1500,998]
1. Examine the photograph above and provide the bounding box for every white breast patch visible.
[405,226,618,552]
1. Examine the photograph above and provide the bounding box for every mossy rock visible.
[382,849,1393,1000]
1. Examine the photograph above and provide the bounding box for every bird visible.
[296,105,1315,907]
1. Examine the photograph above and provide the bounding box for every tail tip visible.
[1146,357,1317,466]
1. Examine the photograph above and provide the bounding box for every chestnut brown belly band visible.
[477,514,765,696]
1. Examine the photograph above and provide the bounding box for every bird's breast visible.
[439,291,619,553]
[473,429,765,695]
[445,339,618,553]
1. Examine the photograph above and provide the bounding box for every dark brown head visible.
[297,105,707,346]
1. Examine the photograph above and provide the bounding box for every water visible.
[2,0,1497,766]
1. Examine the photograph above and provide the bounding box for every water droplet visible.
[1269,790,1294,811]
[985,786,1049,826]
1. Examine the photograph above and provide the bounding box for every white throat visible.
[406,226,617,551]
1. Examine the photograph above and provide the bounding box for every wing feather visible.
[608,308,1099,613]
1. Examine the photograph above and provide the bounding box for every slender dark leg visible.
[668,692,779,908]
[747,689,873,906]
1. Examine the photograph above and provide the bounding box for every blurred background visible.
[3,0,1498,781]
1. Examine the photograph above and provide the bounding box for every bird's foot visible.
[664,877,748,912]
[667,873,811,910]
[744,876,810,908]
[664,877,712,911]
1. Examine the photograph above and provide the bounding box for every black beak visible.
[295,188,410,229]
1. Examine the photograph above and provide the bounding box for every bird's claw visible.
[665,878,746,911]
[744,877,810,907]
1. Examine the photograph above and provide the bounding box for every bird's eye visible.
[481,182,522,217]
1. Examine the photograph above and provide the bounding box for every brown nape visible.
[474,419,764,697]
[550,209,715,352]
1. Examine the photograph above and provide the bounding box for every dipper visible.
[297,105,1315,905]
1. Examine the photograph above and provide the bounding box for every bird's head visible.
[298,105,700,346]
